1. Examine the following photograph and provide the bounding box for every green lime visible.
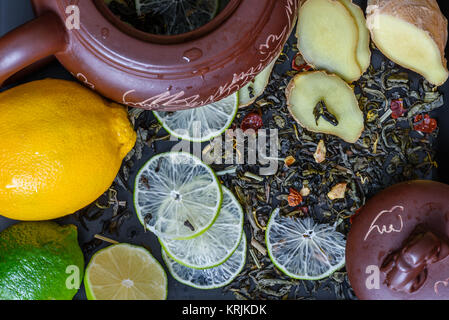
[159,186,244,269]
[153,92,239,142]
[266,209,346,280]
[134,152,222,240]
[0,221,84,300]
[162,234,247,289]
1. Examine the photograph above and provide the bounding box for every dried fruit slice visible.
[159,186,244,269]
[162,235,247,289]
[133,0,220,35]
[286,71,364,143]
[153,92,238,143]
[134,152,222,240]
[296,0,362,82]
[338,0,371,74]
[266,209,346,280]
[366,0,449,86]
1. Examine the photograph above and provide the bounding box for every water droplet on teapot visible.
[183,48,203,62]
[192,67,209,81]
[101,28,109,39]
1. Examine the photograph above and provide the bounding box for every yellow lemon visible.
[0,79,136,221]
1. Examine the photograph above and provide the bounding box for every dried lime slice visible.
[153,92,238,142]
[162,234,247,289]
[159,186,244,269]
[266,209,346,280]
[134,0,220,35]
[134,152,222,240]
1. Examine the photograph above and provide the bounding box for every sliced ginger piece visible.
[366,0,449,86]
[286,71,364,143]
[338,0,371,74]
[296,0,362,83]
[239,57,277,107]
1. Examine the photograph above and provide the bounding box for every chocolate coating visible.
[346,180,449,300]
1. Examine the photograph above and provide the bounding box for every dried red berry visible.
[390,99,406,119]
[288,188,303,207]
[299,206,309,215]
[413,114,437,133]
[241,112,263,132]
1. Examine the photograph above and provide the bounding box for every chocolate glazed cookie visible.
[346,180,449,300]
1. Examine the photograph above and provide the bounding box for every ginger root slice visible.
[366,0,449,86]
[286,71,364,144]
[239,57,277,108]
[338,0,371,74]
[296,0,362,83]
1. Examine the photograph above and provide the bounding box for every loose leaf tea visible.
[217,41,442,299]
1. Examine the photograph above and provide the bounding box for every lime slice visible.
[159,186,244,269]
[266,209,346,280]
[84,243,167,300]
[239,57,277,107]
[134,152,222,240]
[153,92,238,142]
[134,0,220,35]
[162,234,247,289]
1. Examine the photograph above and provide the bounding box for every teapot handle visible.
[0,12,67,86]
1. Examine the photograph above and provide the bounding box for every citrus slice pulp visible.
[153,92,238,142]
[159,186,244,269]
[266,209,346,280]
[162,234,247,289]
[84,243,167,300]
[134,152,222,240]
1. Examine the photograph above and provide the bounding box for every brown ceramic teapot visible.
[0,0,298,111]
